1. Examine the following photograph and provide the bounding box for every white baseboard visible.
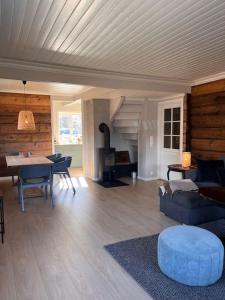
[137,176,159,181]
[85,175,99,181]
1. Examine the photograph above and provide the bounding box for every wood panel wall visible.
[190,78,225,160]
[183,94,191,152]
[0,92,52,156]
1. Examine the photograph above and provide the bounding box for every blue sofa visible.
[159,187,225,225]
[159,159,225,225]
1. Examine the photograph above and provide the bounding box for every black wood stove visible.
[98,123,116,182]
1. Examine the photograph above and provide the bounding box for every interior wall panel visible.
[190,79,225,160]
[0,92,52,156]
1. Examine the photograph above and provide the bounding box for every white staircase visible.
[112,98,144,147]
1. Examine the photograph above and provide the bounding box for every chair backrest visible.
[19,165,52,179]
[47,153,62,162]
[65,156,72,168]
[52,156,72,173]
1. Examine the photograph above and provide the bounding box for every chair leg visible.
[67,171,76,195]
[63,174,70,188]
[12,175,15,185]
[20,187,25,212]
[45,186,48,200]
[17,184,21,204]
[50,183,54,208]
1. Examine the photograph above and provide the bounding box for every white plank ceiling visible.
[0,78,179,100]
[0,0,225,81]
[0,78,93,97]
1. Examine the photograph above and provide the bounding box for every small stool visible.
[158,225,224,286]
[0,190,5,243]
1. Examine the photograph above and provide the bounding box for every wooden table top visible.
[6,156,53,167]
[168,164,197,171]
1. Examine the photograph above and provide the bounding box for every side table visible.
[167,164,196,180]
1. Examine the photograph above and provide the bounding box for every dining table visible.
[5,155,53,168]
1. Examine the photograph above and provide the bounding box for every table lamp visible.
[182,152,191,168]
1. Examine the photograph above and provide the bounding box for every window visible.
[58,112,82,144]
[163,107,180,150]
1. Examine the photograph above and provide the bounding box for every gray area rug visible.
[105,235,225,300]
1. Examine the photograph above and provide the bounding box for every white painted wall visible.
[110,96,124,120]
[82,99,94,178]
[138,100,158,180]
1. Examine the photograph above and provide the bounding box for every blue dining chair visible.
[18,165,53,212]
[52,156,76,194]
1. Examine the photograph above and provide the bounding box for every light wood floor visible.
[0,169,176,300]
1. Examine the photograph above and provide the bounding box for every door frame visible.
[157,97,184,179]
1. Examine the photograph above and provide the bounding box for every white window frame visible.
[58,111,82,145]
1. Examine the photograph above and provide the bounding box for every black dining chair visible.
[52,156,76,194]
[18,164,53,212]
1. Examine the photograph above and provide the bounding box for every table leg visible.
[167,169,170,180]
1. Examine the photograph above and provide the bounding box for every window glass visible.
[164,136,171,148]
[172,122,180,135]
[164,122,171,135]
[163,106,180,150]
[173,107,180,121]
[164,109,171,121]
[59,112,82,144]
[172,136,180,149]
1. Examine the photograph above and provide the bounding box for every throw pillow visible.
[169,179,199,194]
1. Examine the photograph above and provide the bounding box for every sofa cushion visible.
[196,181,221,188]
[171,191,213,209]
[196,159,224,183]
[217,167,225,186]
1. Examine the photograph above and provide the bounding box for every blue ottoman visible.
[158,225,224,286]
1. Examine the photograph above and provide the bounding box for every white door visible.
[158,100,183,180]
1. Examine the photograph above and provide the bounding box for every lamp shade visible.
[182,152,191,168]
[18,111,36,130]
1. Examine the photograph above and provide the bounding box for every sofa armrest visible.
[184,169,198,181]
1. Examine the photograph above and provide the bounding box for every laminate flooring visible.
[0,169,176,300]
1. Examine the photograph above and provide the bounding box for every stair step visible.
[121,133,138,140]
[131,144,138,148]
[113,119,139,127]
[114,127,138,134]
[128,140,138,146]
[114,112,140,120]
[124,99,144,105]
[120,105,143,113]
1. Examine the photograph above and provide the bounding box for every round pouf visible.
[158,225,224,286]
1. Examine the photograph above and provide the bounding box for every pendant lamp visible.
[18,81,35,130]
